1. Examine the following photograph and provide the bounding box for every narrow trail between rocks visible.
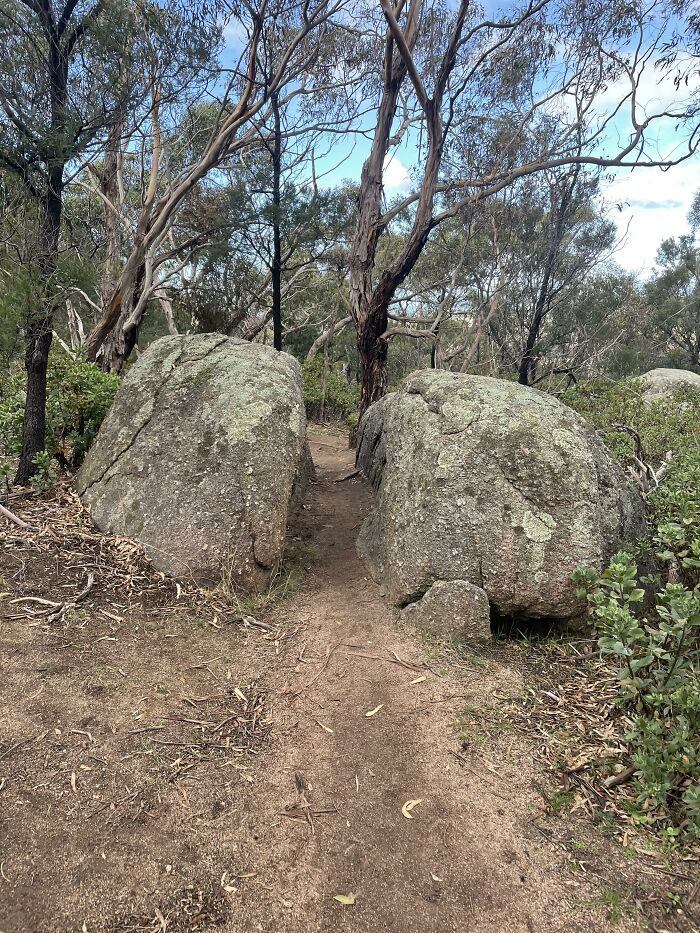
[234,427,612,933]
[0,426,635,933]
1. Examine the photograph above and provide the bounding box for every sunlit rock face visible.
[639,368,700,404]
[356,371,645,625]
[77,334,311,591]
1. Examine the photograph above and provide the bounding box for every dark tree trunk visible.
[271,95,283,351]
[518,286,550,386]
[16,173,63,484]
[357,313,389,412]
[92,253,145,372]
[15,13,72,484]
[430,319,441,368]
[349,4,453,419]
[518,165,580,386]
[98,306,139,373]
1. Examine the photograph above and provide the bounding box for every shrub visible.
[574,553,700,839]
[568,378,700,840]
[0,350,118,473]
[564,378,700,589]
[563,378,700,467]
[301,356,359,424]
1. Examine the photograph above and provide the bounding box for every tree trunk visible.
[98,120,125,325]
[271,95,283,351]
[97,305,139,373]
[66,299,85,350]
[518,167,580,386]
[99,252,145,372]
[518,285,550,386]
[356,293,390,412]
[430,319,441,368]
[16,176,63,484]
[85,246,144,371]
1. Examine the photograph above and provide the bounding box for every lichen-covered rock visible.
[77,334,310,591]
[639,367,700,404]
[400,580,491,641]
[356,371,645,621]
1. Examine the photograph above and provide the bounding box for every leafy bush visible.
[563,377,700,467]
[29,450,57,493]
[564,378,700,590]
[574,554,700,839]
[301,356,359,424]
[0,351,118,473]
[567,378,700,840]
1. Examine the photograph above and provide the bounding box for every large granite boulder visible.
[77,334,311,591]
[639,367,700,404]
[356,371,645,623]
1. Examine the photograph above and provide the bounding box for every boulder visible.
[356,371,646,622]
[638,367,700,404]
[400,579,491,641]
[77,334,311,591]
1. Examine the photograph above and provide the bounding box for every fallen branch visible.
[602,765,635,789]
[0,503,33,530]
[333,468,360,483]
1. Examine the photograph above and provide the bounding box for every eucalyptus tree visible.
[495,167,616,385]
[230,157,356,348]
[0,0,216,481]
[347,0,700,414]
[81,0,362,370]
[239,13,366,351]
[645,234,700,371]
[541,267,645,380]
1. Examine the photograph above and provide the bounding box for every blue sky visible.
[223,4,699,277]
[313,49,699,277]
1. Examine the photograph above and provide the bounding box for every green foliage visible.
[301,356,359,424]
[29,451,56,493]
[644,235,700,372]
[568,377,700,841]
[565,378,700,589]
[563,378,700,463]
[0,351,118,473]
[574,553,700,839]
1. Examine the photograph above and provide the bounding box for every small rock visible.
[401,580,491,641]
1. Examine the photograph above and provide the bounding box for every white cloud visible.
[221,16,249,51]
[383,154,412,191]
[603,162,697,275]
[591,58,698,125]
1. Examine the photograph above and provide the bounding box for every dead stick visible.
[285,642,352,698]
[602,765,635,789]
[333,468,360,483]
[0,503,33,530]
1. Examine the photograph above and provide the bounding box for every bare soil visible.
[0,426,696,933]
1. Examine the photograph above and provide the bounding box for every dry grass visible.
[0,481,289,932]
[496,637,700,930]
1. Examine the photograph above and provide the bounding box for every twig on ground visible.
[602,765,636,789]
[333,468,360,483]
[0,502,34,530]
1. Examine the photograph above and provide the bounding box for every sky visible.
[223,5,699,280]
[603,162,697,274]
[381,154,699,276]
[374,56,700,278]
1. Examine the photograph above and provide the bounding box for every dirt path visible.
[227,428,623,933]
[0,426,645,932]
